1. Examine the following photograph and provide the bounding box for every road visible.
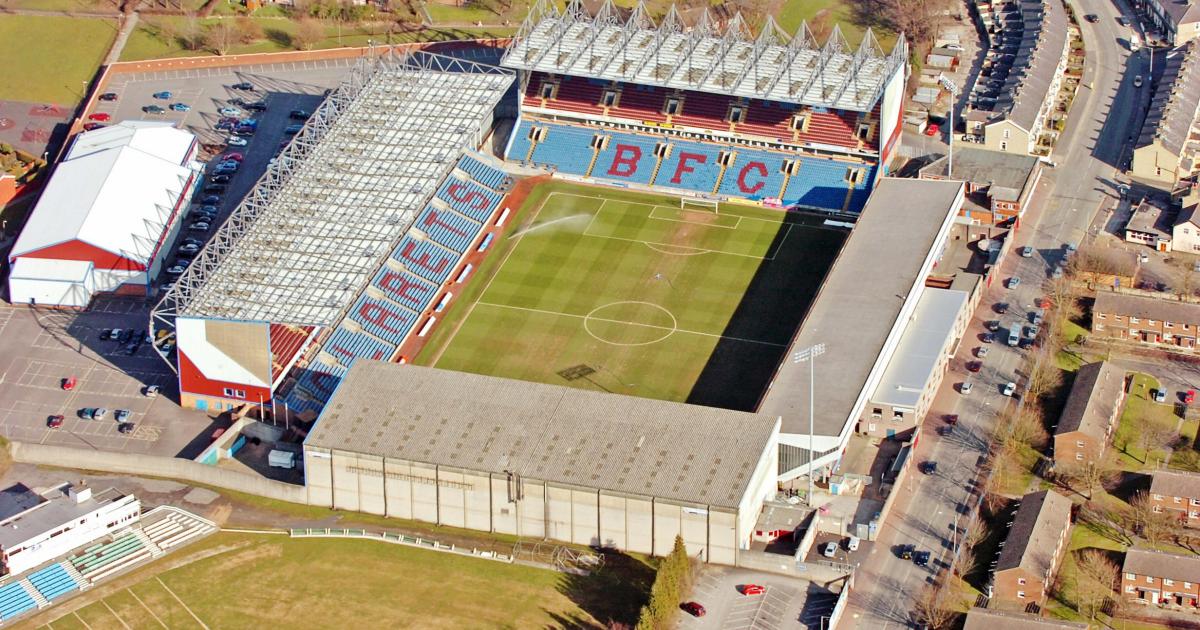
[843,1,1150,627]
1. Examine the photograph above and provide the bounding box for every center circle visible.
[584,301,677,347]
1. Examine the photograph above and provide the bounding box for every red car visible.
[966,361,982,373]
[223,152,245,162]
[87,112,110,122]
[742,584,765,596]
[924,123,940,137]
[62,376,76,391]
[681,602,706,617]
[1186,390,1196,405]
[47,415,64,429]
[944,414,959,425]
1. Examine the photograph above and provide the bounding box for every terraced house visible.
[1122,548,1200,608]
[1150,470,1200,528]
[990,489,1073,606]
[1052,361,1126,466]
[1091,292,1200,350]
[1131,41,1200,187]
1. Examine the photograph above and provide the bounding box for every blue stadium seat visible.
[347,294,420,346]
[415,204,481,253]
[458,154,509,190]
[370,267,439,314]
[529,124,597,175]
[718,148,788,200]
[283,390,325,415]
[0,581,37,619]
[783,157,861,212]
[325,327,397,367]
[294,362,348,401]
[507,121,535,163]
[435,177,501,223]
[656,141,723,194]
[28,563,77,602]
[593,133,659,184]
[392,235,459,285]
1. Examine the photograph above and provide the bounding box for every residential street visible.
[843,0,1151,626]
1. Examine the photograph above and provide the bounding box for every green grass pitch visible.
[416,181,846,411]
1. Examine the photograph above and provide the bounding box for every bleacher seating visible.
[717,149,788,200]
[528,125,597,175]
[593,133,660,185]
[458,154,509,191]
[140,506,216,552]
[0,581,36,620]
[294,361,349,401]
[435,177,502,223]
[326,327,396,366]
[740,100,797,141]
[611,84,669,123]
[550,76,607,115]
[507,121,536,163]
[28,563,77,602]
[782,158,875,212]
[415,204,482,253]
[656,141,724,194]
[371,266,439,314]
[347,294,420,347]
[673,92,730,129]
[392,235,459,284]
[802,110,863,150]
[71,533,149,580]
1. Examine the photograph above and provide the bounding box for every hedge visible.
[634,535,695,630]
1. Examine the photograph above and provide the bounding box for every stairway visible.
[19,579,47,609]
[133,528,164,558]
[62,562,90,592]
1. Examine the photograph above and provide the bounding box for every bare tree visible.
[1131,491,1176,545]
[1056,460,1113,500]
[179,13,204,51]
[203,21,238,55]
[1075,549,1118,622]
[879,0,952,46]
[912,581,959,630]
[1010,404,1049,449]
[1137,424,1177,466]
[293,18,325,51]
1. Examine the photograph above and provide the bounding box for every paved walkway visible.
[103,12,138,66]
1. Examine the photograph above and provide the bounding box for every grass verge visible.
[0,15,116,103]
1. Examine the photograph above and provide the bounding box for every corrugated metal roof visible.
[65,121,194,165]
[305,362,780,509]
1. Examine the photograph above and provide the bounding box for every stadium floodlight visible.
[793,342,825,506]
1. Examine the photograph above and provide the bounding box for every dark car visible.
[914,551,930,567]
[201,194,221,205]
[47,415,64,429]
[284,123,304,135]
[982,332,994,344]
[117,329,133,343]
[289,109,310,119]
[245,101,268,112]
[118,422,136,434]
[995,302,1010,314]
[680,602,706,617]
[99,328,115,340]
[920,461,937,475]
[897,544,915,559]
[79,407,96,419]
[143,105,166,114]
[232,82,255,90]
[966,361,982,373]
[99,92,118,101]
[210,174,232,184]
[204,184,227,194]
[985,320,1000,332]
[215,120,236,131]
[83,122,106,131]
[937,425,953,436]
[1084,13,1099,22]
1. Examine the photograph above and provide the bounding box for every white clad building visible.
[7,122,199,307]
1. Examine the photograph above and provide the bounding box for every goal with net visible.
[680,197,720,214]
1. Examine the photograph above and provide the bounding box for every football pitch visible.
[416,181,846,411]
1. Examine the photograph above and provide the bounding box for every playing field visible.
[417,181,845,411]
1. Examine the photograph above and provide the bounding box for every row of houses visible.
[1131,41,1200,188]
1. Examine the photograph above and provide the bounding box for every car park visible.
[1154,389,1167,403]
[152,91,172,99]
[742,584,765,596]
[226,136,248,147]
[1003,382,1017,396]
[87,112,110,122]
[47,415,64,429]
[143,105,166,114]
[681,602,706,617]
[1020,245,1033,257]
[822,541,838,558]
[170,103,191,112]
[118,422,136,434]
[99,92,118,101]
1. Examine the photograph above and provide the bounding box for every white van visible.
[847,535,861,552]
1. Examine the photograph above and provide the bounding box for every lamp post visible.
[793,342,825,506]
[938,74,961,178]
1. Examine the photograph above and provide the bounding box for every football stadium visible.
[149,1,966,562]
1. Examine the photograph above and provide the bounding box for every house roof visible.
[963,608,1089,630]
[870,288,968,409]
[995,490,1073,576]
[919,147,1041,201]
[1123,547,1200,583]
[981,0,1070,132]
[1093,291,1200,324]
[10,124,195,267]
[1136,41,1200,157]
[1125,197,1174,239]
[1150,469,1200,498]
[305,362,781,509]
[1054,361,1125,441]
[1177,202,1200,228]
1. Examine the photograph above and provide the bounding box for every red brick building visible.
[990,490,1074,606]
[963,608,1088,630]
[1092,292,1200,350]
[1122,547,1200,609]
[1052,361,1126,466]
[1150,470,1200,528]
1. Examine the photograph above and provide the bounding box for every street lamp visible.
[793,342,825,506]
[938,74,961,178]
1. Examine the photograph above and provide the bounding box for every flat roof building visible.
[919,147,1043,225]
[304,362,781,564]
[757,178,963,480]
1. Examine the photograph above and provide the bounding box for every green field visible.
[417,182,844,411]
[25,532,635,629]
[0,15,116,104]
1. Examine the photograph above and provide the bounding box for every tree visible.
[293,18,325,50]
[1075,549,1118,622]
[1131,490,1176,546]
[179,13,204,51]
[912,581,959,630]
[203,21,238,55]
[879,0,952,47]
[1056,460,1113,500]
[235,16,264,44]
[1137,424,1177,466]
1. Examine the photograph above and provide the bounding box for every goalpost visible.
[680,197,720,214]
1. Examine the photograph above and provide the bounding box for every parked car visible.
[995,302,1010,314]
[284,123,304,135]
[91,407,108,420]
[99,92,118,101]
[1117,15,1130,25]
[222,152,244,162]
[99,328,115,340]
[170,102,191,112]
[822,542,838,558]
[114,409,131,422]
[1185,390,1196,404]
[117,329,133,343]
[82,122,106,131]
[920,461,937,475]
[846,535,860,552]
[62,376,76,391]
[226,136,248,147]
[1007,328,1020,346]
[1026,324,1040,338]
[960,381,972,395]
[681,602,706,617]
[944,414,959,425]
[1134,75,1144,88]
[1020,245,1033,258]
[245,101,268,112]
[178,243,201,255]
[742,584,765,596]
[289,109,310,119]
[215,119,237,131]
[143,384,160,398]
[166,264,187,275]
[967,361,982,373]
[1003,381,1017,396]
[143,105,166,114]
[201,194,222,204]
[47,415,64,429]
[1052,265,1064,279]
[914,550,930,567]
[232,82,255,90]
[79,407,96,419]
[897,544,915,559]
[118,422,135,434]
[152,91,172,99]
[87,112,110,122]
[982,332,994,344]
[218,106,242,117]
[924,123,939,137]
[1154,388,1167,403]
[210,174,232,184]
[234,125,256,136]
[986,320,1000,332]
[1084,13,1099,22]
[1007,276,1021,289]
[204,184,227,194]
[188,222,211,232]
[977,346,989,357]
